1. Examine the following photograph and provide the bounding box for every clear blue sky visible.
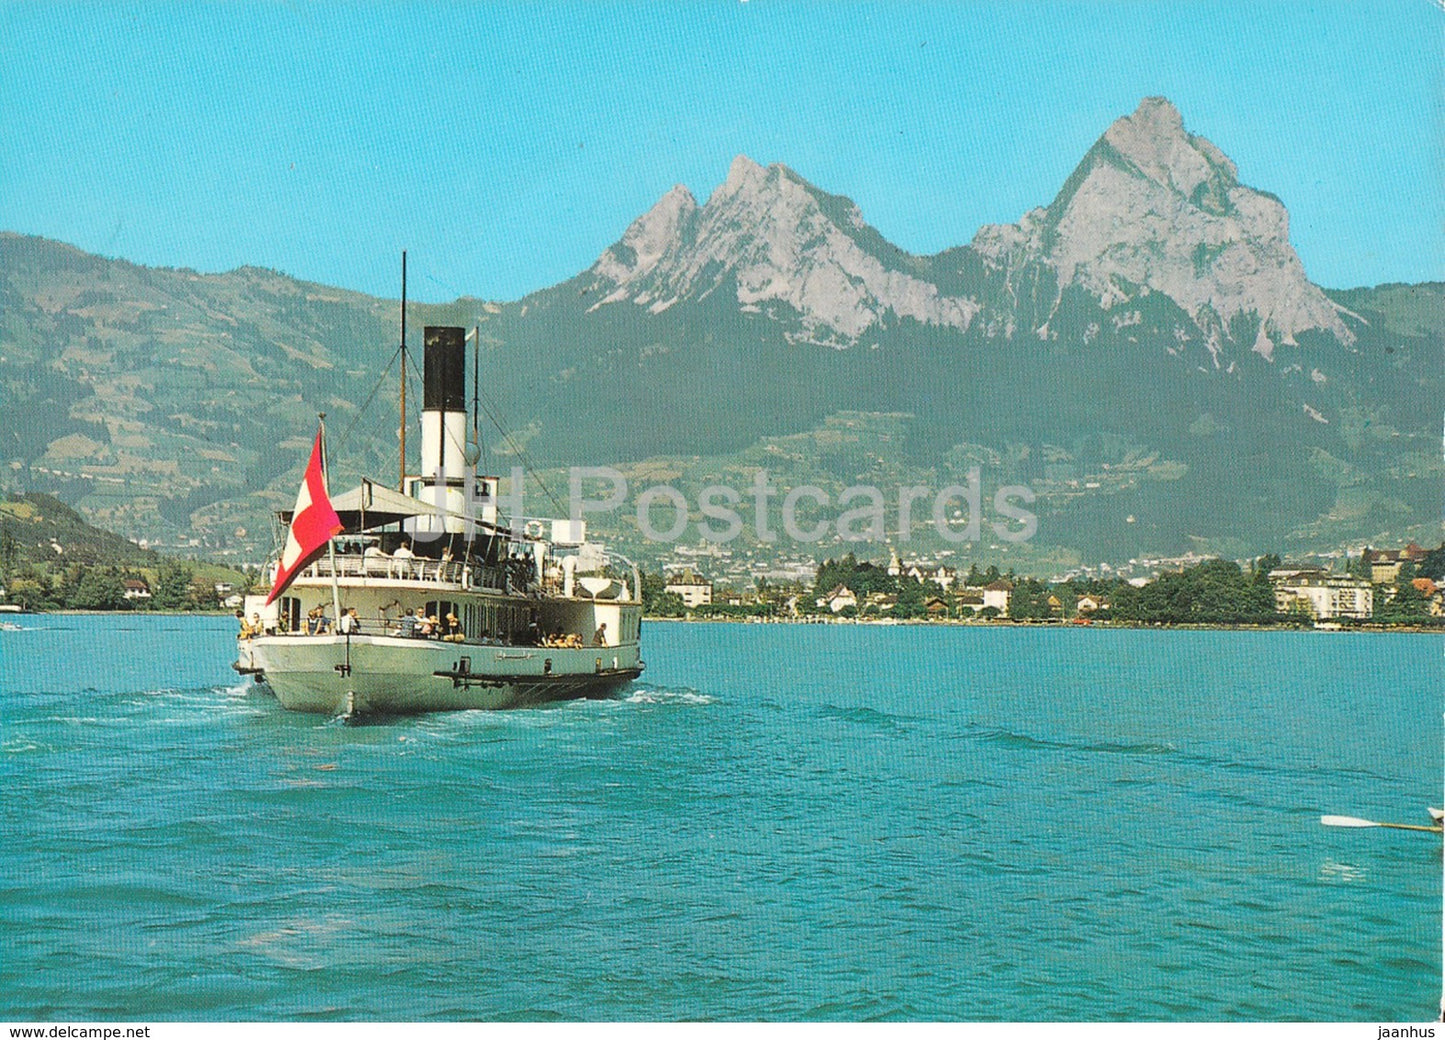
[2,1,1440,302]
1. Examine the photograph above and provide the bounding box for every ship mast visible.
[398,250,408,492]
[471,322,481,462]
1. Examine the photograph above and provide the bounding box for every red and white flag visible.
[265,430,343,606]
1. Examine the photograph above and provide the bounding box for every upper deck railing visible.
[291,553,475,586]
[282,551,638,602]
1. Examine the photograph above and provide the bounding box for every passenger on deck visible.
[392,540,415,578]
[398,608,418,638]
[443,612,464,642]
[338,607,360,636]
[363,543,387,574]
[593,623,608,647]
[237,611,254,639]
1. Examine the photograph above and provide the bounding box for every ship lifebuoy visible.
[524,520,545,540]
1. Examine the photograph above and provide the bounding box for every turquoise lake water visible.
[1,615,1440,1021]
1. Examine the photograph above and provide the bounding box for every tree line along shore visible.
[639,550,1445,630]
[3,487,1441,630]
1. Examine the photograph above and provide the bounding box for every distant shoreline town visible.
[2,492,1441,632]
[640,542,1445,631]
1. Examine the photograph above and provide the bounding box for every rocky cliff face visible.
[4,99,1436,564]
[587,155,979,346]
[970,97,1355,356]
[589,97,1355,357]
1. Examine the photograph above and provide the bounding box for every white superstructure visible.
[235,323,644,715]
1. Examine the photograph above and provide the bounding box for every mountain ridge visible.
[583,98,1356,360]
[1,96,1439,568]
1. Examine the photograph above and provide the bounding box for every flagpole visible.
[319,413,343,627]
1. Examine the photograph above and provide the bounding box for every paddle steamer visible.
[235,298,643,715]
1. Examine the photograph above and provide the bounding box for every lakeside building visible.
[864,591,898,611]
[1362,544,1429,584]
[818,585,858,614]
[122,579,151,602]
[885,548,957,591]
[955,590,985,614]
[981,580,1013,616]
[1269,568,1373,620]
[664,570,714,609]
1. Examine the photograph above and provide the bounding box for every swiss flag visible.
[264,430,344,606]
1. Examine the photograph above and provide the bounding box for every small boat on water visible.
[235,269,643,716]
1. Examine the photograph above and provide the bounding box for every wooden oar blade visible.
[1321,814,1443,833]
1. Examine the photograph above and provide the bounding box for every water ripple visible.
[1,617,1438,1021]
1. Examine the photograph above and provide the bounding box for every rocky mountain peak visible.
[591,184,698,288]
[718,153,768,195]
[1101,96,1239,199]
[587,155,978,342]
[973,96,1354,353]
[587,98,1354,354]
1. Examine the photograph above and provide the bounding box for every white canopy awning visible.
[280,479,510,535]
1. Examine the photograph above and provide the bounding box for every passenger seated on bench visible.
[443,612,465,642]
[306,606,329,635]
[391,540,415,578]
[363,543,388,574]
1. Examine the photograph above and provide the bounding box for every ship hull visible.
[238,634,643,715]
